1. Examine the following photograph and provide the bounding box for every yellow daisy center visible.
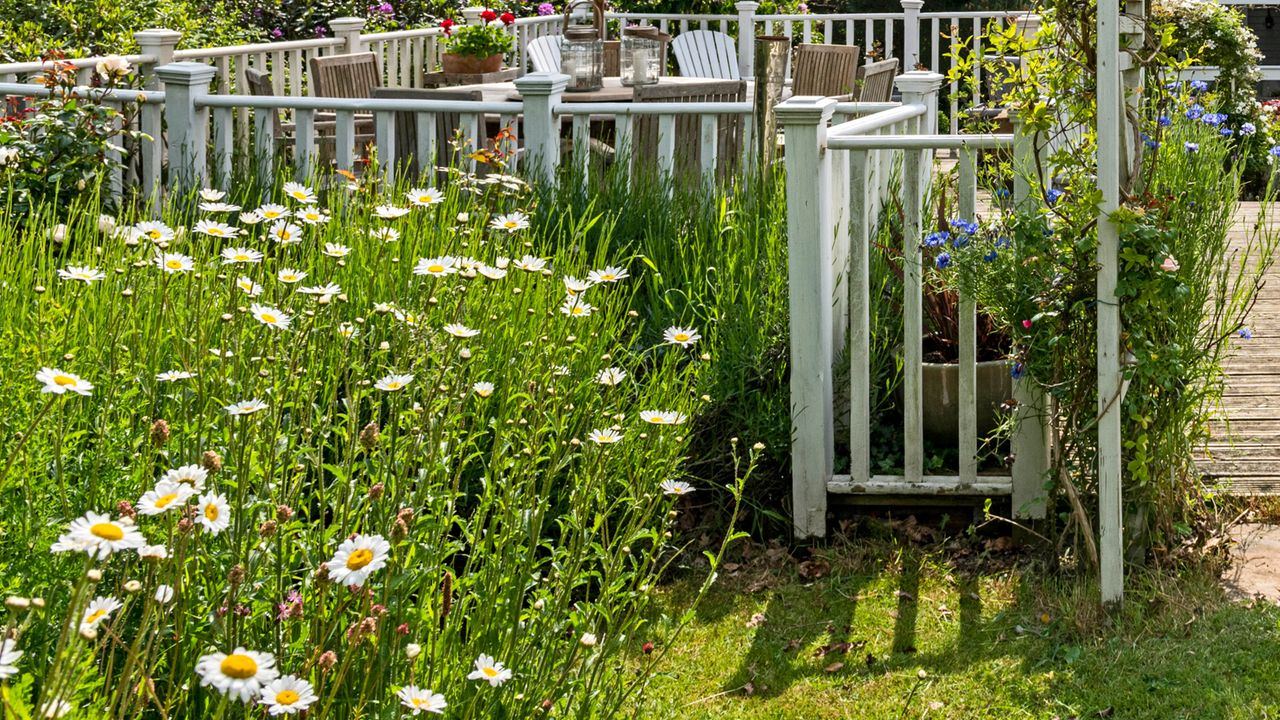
[208,228,224,236]
[205,503,220,521]
[504,221,518,228]
[54,375,77,386]
[235,254,248,261]
[89,522,124,541]
[147,230,162,239]
[220,653,258,679]
[600,274,615,280]
[84,609,107,624]
[346,548,375,570]
[674,333,689,342]
[166,259,183,270]
[282,275,296,282]
[264,211,280,218]
[482,667,499,677]
[261,313,277,324]
[155,493,179,508]
[428,265,444,273]
[276,690,300,704]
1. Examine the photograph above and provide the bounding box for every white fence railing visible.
[777,72,1050,539]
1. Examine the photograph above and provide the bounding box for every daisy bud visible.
[459,347,472,359]
[221,313,233,322]
[150,418,170,448]
[406,642,422,659]
[200,448,224,471]
[359,421,380,450]
[259,519,278,538]
[379,341,391,351]
[124,580,142,594]
[121,288,133,297]
[62,352,74,362]
[318,650,338,670]
[701,394,711,402]
[701,353,711,361]
[80,626,98,641]
[533,598,545,610]
[116,500,137,520]
[753,442,766,451]
[5,597,31,610]
[579,632,597,647]
[227,564,246,587]
[276,504,295,521]
[31,598,45,608]
[367,483,385,500]
[34,285,45,294]
[86,569,103,583]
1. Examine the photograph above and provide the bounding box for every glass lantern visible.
[620,26,665,87]
[561,26,604,92]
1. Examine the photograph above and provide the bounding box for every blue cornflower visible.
[1239,327,1254,340]
[1270,146,1280,157]
[1157,115,1171,127]
[1184,142,1199,153]
[935,252,952,269]
[1164,81,1181,90]
[1220,127,1234,137]
[1011,362,1025,380]
[995,187,1012,199]
[1145,138,1160,149]
[949,218,979,235]
[1201,112,1228,126]
[953,235,971,249]
[1190,79,1209,92]
[1185,104,1204,120]
[1046,188,1064,205]
[1241,122,1257,135]
[995,236,1012,249]
[983,250,998,262]
[924,231,951,248]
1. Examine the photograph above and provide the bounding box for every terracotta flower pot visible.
[442,53,503,74]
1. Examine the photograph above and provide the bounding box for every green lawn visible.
[646,537,1280,720]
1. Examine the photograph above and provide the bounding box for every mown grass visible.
[643,536,1280,720]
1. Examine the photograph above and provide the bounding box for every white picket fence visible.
[777,72,1050,539]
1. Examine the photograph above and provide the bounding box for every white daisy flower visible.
[337,322,359,340]
[663,326,701,347]
[225,399,268,416]
[299,283,341,298]
[40,698,73,719]
[466,654,513,687]
[0,638,22,680]
[268,221,303,245]
[375,373,413,392]
[640,410,687,425]
[282,182,316,204]
[563,276,592,294]
[137,480,195,515]
[588,266,629,284]
[80,596,123,632]
[220,247,263,265]
[200,201,241,213]
[413,256,458,277]
[134,221,174,244]
[196,647,279,702]
[256,204,290,221]
[277,268,307,284]
[579,632,598,646]
[156,370,196,383]
[51,512,143,559]
[326,533,391,587]
[456,256,482,272]
[397,686,447,715]
[36,367,93,396]
[139,544,170,560]
[394,309,419,326]
[250,303,292,330]
[154,584,175,603]
[374,205,411,219]
[296,208,329,225]
[258,675,319,716]
[407,187,444,207]
[660,479,696,495]
[160,464,208,491]
[588,429,622,445]
[323,243,351,258]
[57,265,106,284]
[560,296,593,318]
[472,381,494,398]
[443,323,479,338]
[194,219,238,238]
[370,227,401,243]
[155,252,195,274]
[197,493,231,534]
[514,255,547,272]
[595,367,626,386]
[490,212,530,232]
[478,265,507,280]
[239,211,264,225]
[199,188,226,202]
[235,276,264,297]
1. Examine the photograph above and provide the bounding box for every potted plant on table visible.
[440,10,517,74]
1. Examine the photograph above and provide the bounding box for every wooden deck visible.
[1199,201,1280,495]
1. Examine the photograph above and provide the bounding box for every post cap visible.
[514,72,570,95]
[899,0,925,10]
[329,17,367,32]
[134,29,183,45]
[154,62,218,85]
[774,96,837,125]
[734,1,760,11]
[894,70,945,96]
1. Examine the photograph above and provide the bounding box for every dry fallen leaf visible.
[745,612,766,628]
[824,662,844,673]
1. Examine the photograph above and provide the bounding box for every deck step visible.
[829,474,1012,496]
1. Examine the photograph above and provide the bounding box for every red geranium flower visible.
[480,9,497,21]
[440,18,454,34]
[500,11,516,24]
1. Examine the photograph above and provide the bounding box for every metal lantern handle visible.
[563,0,606,40]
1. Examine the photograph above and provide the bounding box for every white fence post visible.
[330,17,367,54]
[777,95,837,540]
[134,29,182,89]
[462,7,485,25]
[514,72,567,185]
[900,0,924,70]
[156,62,215,194]
[736,1,760,78]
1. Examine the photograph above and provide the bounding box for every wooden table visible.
[449,76,752,103]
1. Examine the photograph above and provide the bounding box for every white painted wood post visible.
[1097,0,1125,606]
[134,29,181,89]
[514,72,568,186]
[155,62,215,194]
[331,17,367,54]
[901,0,925,70]
[736,2,760,78]
[777,95,837,540]
[462,7,485,25]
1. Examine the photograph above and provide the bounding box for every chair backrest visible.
[370,87,484,177]
[244,67,283,137]
[791,44,861,97]
[309,52,381,98]
[671,30,739,80]
[632,79,747,182]
[857,58,899,102]
[527,35,562,74]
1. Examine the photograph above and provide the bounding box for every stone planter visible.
[441,53,503,74]
[921,360,1012,446]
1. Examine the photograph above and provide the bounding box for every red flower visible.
[481,9,497,21]
[441,18,454,35]
[500,11,516,24]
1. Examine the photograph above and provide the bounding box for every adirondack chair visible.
[671,30,739,80]
[791,44,861,99]
[370,87,487,178]
[526,35,562,73]
[632,79,746,183]
[856,58,899,102]
[309,52,382,98]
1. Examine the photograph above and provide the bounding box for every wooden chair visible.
[309,52,382,98]
[526,35,562,73]
[632,79,746,183]
[791,44,861,99]
[370,87,487,177]
[856,58,899,102]
[671,30,739,80]
[243,67,292,148]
